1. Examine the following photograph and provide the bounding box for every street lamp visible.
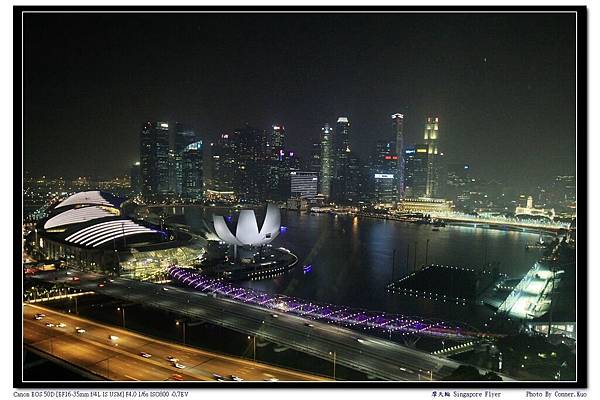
[248,335,256,362]
[328,351,336,380]
[117,307,125,327]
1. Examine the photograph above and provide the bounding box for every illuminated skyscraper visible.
[270,125,285,153]
[210,133,237,195]
[140,121,170,200]
[290,171,318,199]
[370,140,399,205]
[174,123,199,195]
[331,117,351,202]
[423,116,444,198]
[181,140,203,200]
[392,113,405,197]
[319,123,334,197]
[403,144,429,198]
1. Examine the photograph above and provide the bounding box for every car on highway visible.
[56,322,66,328]
[230,375,243,381]
[97,283,105,288]
[265,377,279,382]
[45,323,55,327]
[108,278,114,282]
[170,374,183,381]
[271,314,278,318]
[140,352,152,358]
[212,373,226,381]
[34,314,44,320]
[162,287,169,291]
[355,337,366,344]
[304,322,314,328]
[109,335,119,341]
[71,276,80,281]
[166,356,178,363]
[75,327,86,333]
[174,363,186,369]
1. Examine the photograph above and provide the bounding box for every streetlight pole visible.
[329,351,336,380]
[117,307,125,327]
[248,335,256,362]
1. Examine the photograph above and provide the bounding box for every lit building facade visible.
[331,117,351,202]
[392,113,405,197]
[370,140,399,205]
[140,121,170,200]
[423,116,444,198]
[290,171,318,199]
[319,123,334,197]
[403,145,429,198]
[181,140,204,201]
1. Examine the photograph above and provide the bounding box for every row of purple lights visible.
[168,266,481,339]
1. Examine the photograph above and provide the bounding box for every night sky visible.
[23,11,576,188]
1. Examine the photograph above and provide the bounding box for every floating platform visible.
[387,264,506,306]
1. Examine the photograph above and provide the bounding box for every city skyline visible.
[24,12,575,187]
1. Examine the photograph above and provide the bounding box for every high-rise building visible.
[234,124,269,203]
[392,113,405,197]
[331,117,351,202]
[174,123,199,195]
[181,140,203,201]
[130,161,141,195]
[319,123,334,197]
[423,116,444,198]
[290,171,318,199]
[308,141,321,173]
[446,163,472,201]
[269,125,285,153]
[210,133,237,195]
[140,121,170,200]
[370,140,399,205]
[345,153,365,204]
[403,145,429,198]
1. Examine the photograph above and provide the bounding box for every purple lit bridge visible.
[169,266,483,340]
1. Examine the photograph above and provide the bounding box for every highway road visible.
[24,303,327,382]
[33,270,468,381]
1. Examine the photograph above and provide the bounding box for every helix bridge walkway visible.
[169,266,484,340]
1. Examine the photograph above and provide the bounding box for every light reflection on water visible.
[180,208,541,325]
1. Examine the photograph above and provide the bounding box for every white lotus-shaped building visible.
[213,204,281,246]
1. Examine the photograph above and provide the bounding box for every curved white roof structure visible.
[43,206,117,230]
[65,219,160,248]
[55,191,121,209]
[213,203,280,246]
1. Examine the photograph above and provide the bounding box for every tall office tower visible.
[174,123,199,195]
[319,123,334,197]
[392,113,405,197]
[130,161,141,195]
[181,140,203,201]
[235,124,269,203]
[265,125,289,200]
[269,125,285,154]
[140,121,171,201]
[403,145,429,198]
[371,140,399,205]
[423,116,443,198]
[308,141,321,173]
[331,117,351,201]
[446,163,472,201]
[210,133,237,194]
[345,153,364,204]
[290,171,318,199]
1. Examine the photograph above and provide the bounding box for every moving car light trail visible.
[168,266,481,339]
